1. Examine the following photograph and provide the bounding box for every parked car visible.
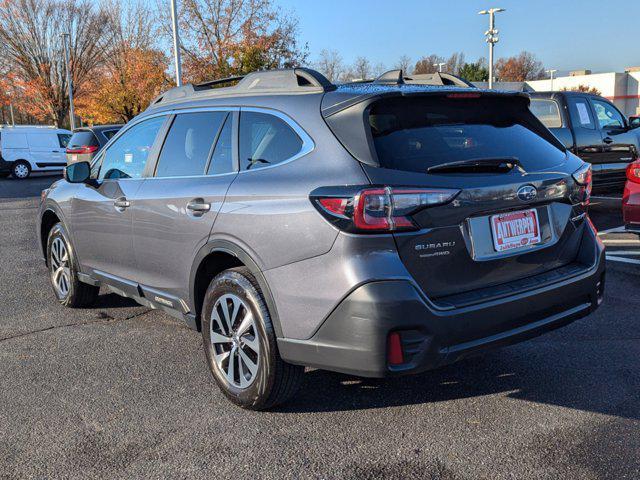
[623,159,640,232]
[529,91,640,193]
[38,68,605,410]
[66,125,123,165]
[0,126,71,179]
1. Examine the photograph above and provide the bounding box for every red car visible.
[623,159,640,232]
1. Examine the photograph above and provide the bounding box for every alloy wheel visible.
[210,293,260,388]
[50,237,71,298]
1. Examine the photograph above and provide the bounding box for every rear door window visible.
[57,134,71,148]
[155,111,227,177]
[567,97,595,129]
[207,116,234,175]
[530,99,562,128]
[239,111,303,171]
[368,96,566,174]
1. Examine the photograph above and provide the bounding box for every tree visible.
[394,55,412,75]
[414,54,444,75]
[495,51,545,82]
[562,84,602,96]
[0,0,112,126]
[458,62,489,82]
[76,1,171,124]
[315,49,343,82]
[444,52,465,76]
[167,0,308,83]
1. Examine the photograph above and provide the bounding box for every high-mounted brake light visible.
[627,159,640,185]
[66,145,98,155]
[572,163,592,205]
[313,186,459,233]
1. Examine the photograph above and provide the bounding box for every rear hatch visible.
[323,90,589,302]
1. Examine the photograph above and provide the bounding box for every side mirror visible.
[64,161,91,183]
[629,117,640,129]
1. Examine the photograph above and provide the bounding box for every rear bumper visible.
[592,162,630,194]
[623,181,640,229]
[278,223,605,377]
[0,157,11,174]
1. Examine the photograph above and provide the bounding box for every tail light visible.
[66,145,98,154]
[627,160,640,184]
[572,163,592,205]
[313,186,459,233]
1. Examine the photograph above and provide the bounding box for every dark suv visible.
[38,68,605,410]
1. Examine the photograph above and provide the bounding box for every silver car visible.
[38,68,605,409]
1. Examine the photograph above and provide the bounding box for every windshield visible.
[369,96,566,174]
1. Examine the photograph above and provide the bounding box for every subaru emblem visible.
[517,185,537,202]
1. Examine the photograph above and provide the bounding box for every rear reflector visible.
[387,332,404,366]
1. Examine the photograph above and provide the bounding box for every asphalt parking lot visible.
[1,175,639,479]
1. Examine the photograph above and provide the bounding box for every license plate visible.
[490,209,541,252]
[71,154,78,162]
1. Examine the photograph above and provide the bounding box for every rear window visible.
[68,131,99,148]
[368,96,566,174]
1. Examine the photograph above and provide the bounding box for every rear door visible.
[131,109,237,304]
[362,94,585,300]
[565,95,605,164]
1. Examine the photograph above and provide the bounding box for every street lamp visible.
[546,69,558,91]
[433,62,446,73]
[170,0,183,86]
[478,7,505,89]
[61,33,75,130]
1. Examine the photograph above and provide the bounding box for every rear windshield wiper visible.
[426,157,522,174]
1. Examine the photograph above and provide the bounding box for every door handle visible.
[114,197,130,210]
[186,198,211,214]
[603,137,613,144]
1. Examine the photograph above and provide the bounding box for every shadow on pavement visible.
[0,175,61,200]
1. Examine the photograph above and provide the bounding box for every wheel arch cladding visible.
[190,240,283,337]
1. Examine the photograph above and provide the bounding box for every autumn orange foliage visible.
[76,48,171,124]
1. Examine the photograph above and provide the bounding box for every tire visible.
[46,223,99,308]
[11,160,31,179]
[201,267,304,410]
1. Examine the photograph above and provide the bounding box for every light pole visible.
[170,0,183,86]
[546,69,558,91]
[479,8,505,89]
[433,62,446,73]
[61,33,75,130]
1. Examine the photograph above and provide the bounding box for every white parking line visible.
[604,250,640,256]
[591,196,623,201]
[597,226,627,235]
[606,255,640,265]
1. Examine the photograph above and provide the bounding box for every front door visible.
[590,98,637,164]
[68,115,168,283]
[131,110,237,305]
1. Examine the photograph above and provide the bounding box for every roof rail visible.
[150,68,336,107]
[372,69,475,88]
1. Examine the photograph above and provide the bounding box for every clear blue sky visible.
[277,0,640,74]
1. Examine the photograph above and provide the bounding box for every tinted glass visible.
[369,96,566,173]
[568,98,595,129]
[530,99,562,128]
[102,129,120,140]
[207,116,234,175]
[155,112,226,177]
[98,116,165,180]
[239,112,302,171]
[68,131,99,148]
[592,99,625,129]
[57,134,71,148]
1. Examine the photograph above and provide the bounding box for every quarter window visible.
[98,116,166,180]
[592,100,625,129]
[239,111,303,171]
[530,99,562,128]
[155,112,227,177]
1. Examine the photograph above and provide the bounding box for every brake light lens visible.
[627,160,640,185]
[66,145,98,154]
[313,186,459,233]
[572,163,592,205]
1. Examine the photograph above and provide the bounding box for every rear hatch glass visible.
[368,95,566,174]
[68,131,99,148]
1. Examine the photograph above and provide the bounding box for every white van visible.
[0,126,72,179]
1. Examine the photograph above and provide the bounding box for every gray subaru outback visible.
[38,68,605,410]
